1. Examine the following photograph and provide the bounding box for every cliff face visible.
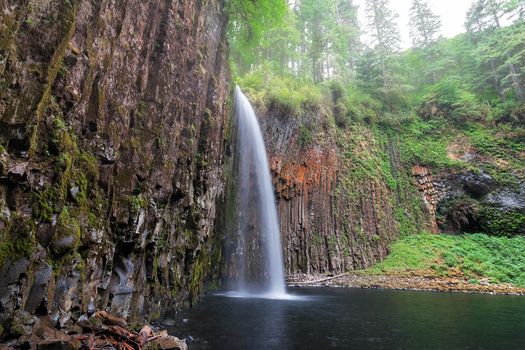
[260,110,434,275]
[0,0,229,330]
[260,101,525,277]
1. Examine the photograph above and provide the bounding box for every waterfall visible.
[232,86,287,298]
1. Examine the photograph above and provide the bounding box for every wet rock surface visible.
[0,0,230,336]
[410,163,525,235]
[486,182,525,210]
[1,310,187,350]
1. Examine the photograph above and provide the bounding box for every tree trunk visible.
[489,59,505,99]
[507,58,524,101]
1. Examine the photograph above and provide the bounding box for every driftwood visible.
[95,311,128,328]
[289,273,349,285]
[79,323,186,350]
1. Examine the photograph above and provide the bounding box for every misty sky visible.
[356,0,475,48]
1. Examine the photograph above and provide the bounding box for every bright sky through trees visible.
[356,0,475,48]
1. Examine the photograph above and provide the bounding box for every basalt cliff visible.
[260,108,434,275]
[0,0,229,336]
[259,101,524,275]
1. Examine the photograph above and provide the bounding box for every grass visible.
[366,233,525,286]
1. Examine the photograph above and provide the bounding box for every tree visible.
[227,0,288,75]
[505,0,525,21]
[408,0,442,83]
[332,0,361,82]
[364,0,401,89]
[466,0,524,101]
[409,0,442,49]
[295,0,360,82]
[465,0,508,31]
[298,0,328,82]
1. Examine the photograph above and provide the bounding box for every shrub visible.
[479,207,525,236]
[437,197,481,233]
[345,85,381,125]
[236,71,323,116]
[418,78,489,123]
[297,124,313,146]
[492,100,525,126]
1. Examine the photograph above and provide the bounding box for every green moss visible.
[29,2,77,157]
[0,216,35,268]
[297,124,313,147]
[195,153,208,168]
[52,206,81,254]
[126,195,147,216]
[0,12,18,51]
[77,152,99,178]
[189,255,206,304]
[136,100,147,119]
[33,187,59,222]
[0,240,34,268]
[479,207,525,236]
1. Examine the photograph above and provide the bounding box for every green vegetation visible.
[0,216,35,268]
[126,194,147,216]
[230,0,525,127]
[367,233,525,286]
[227,1,525,289]
[236,71,324,115]
[297,124,313,146]
[480,207,525,236]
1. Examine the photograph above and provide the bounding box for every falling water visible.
[232,86,287,298]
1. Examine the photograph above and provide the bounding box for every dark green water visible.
[165,287,525,349]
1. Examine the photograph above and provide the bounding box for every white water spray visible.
[232,86,287,299]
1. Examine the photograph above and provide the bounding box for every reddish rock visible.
[260,112,434,275]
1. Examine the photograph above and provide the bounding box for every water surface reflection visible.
[167,287,525,349]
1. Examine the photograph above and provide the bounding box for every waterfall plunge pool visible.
[163,287,525,349]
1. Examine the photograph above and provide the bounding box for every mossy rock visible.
[479,206,525,236]
[50,207,81,255]
[0,216,35,268]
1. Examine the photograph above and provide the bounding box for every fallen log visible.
[289,273,349,285]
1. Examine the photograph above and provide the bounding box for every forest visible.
[230,0,525,121]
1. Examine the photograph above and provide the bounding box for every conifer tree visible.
[466,0,524,100]
[365,0,401,89]
[506,0,525,21]
[409,0,442,49]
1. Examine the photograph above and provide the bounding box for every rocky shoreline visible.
[287,272,525,296]
[0,311,186,350]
